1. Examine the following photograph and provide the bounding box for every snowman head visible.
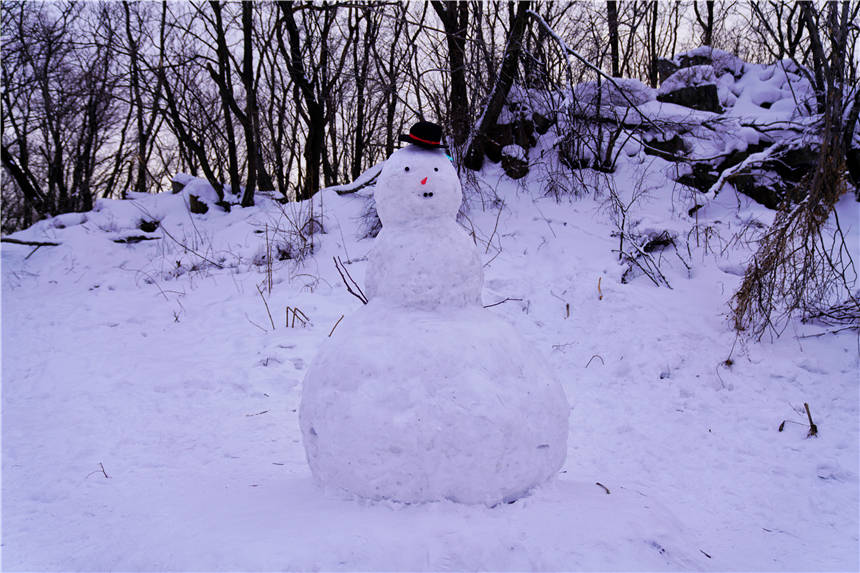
[374,146,462,226]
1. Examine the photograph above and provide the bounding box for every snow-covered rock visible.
[575,77,656,107]
[658,65,717,95]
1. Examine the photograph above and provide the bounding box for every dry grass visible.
[731,140,858,339]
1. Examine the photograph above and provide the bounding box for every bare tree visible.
[349,4,380,180]
[693,1,715,46]
[732,1,860,338]
[431,1,470,147]
[607,1,620,77]
[465,1,531,170]
[120,1,165,197]
[276,1,334,201]
[2,1,120,225]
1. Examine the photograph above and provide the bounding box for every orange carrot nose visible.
[420,177,428,185]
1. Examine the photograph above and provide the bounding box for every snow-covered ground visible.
[2,147,858,570]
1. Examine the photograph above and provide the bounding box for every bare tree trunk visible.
[647,1,658,88]
[464,1,530,170]
[351,6,378,180]
[157,5,224,199]
[208,1,240,199]
[607,1,620,77]
[277,0,326,202]
[372,2,419,158]
[240,1,257,206]
[619,2,647,78]
[799,1,827,113]
[432,1,470,147]
[693,1,714,46]
[1,144,47,213]
[122,1,149,196]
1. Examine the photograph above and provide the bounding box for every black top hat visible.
[398,121,448,149]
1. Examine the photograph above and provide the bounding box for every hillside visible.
[2,49,858,571]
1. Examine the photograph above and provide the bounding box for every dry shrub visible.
[731,137,859,339]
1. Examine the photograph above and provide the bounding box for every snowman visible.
[300,121,569,505]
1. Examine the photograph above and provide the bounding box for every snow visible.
[681,46,746,79]
[501,144,527,162]
[658,65,718,95]
[2,53,859,569]
[3,163,857,569]
[575,77,656,107]
[175,174,227,205]
[365,218,484,309]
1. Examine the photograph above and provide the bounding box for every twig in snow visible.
[598,277,603,300]
[533,203,557,238]
[333,256,368,304]
[285,306,310,328]
[629,241,673,289]
[159,223,224,269]
[485,204,504,254]
[483,249,503,268]
[329,314,345,337]
[550,291,570,318]
[798,326,859,338]
[1,237,61,247]
[87,462,110,479]
[2,237,61,259]
[595,482,610,494]
[714,364,728,389]
[245,314,268,333]
[779,419,808,432]
[585,354,605,368]
[257,284,276,330]
[483,297,523,308]
[246,410,269,417]
[804,402,818,437]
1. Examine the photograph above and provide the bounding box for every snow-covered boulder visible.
[501,144,529,179]
[574,77,656,108]
[658,65,722,113]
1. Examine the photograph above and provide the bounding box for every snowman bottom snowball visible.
[299,303,570,505]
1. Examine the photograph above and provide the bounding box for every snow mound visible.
[501,144,527,162]
[659,65,717,94]
[574,77,656,107]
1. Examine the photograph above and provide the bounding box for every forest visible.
[4,0,859,339]
[2,1,856,221]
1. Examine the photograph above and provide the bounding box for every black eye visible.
[434,167,439,172]
[404,166,410,172]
